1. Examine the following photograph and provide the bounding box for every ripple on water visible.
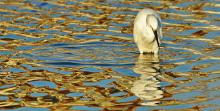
[71,106,103,111]
[30,92,48,97]
[0,0,220,110]
[0,96,9,101]
[4,107,50,111]
[84,79,116,88]
[66,92,84,97]
[28,80,57,89]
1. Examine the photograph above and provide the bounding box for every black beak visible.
[153,30,160,47]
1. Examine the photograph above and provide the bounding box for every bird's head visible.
[146,15,160,47]
[147,15,158,31]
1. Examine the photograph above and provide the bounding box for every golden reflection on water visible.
[0,0,220,110]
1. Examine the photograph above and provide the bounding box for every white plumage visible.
[133,8,163,54]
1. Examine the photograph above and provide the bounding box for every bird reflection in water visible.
[131,54,163,106]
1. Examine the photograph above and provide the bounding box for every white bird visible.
[133,8,163,54]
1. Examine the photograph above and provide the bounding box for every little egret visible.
[133,8,163,54]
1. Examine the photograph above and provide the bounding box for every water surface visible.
[0,0,220,111]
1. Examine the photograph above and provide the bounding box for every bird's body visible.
[133,8,162,54]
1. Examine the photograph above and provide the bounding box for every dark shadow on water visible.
[43,61,135,67]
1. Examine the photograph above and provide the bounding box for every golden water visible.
[0,0,220,111]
